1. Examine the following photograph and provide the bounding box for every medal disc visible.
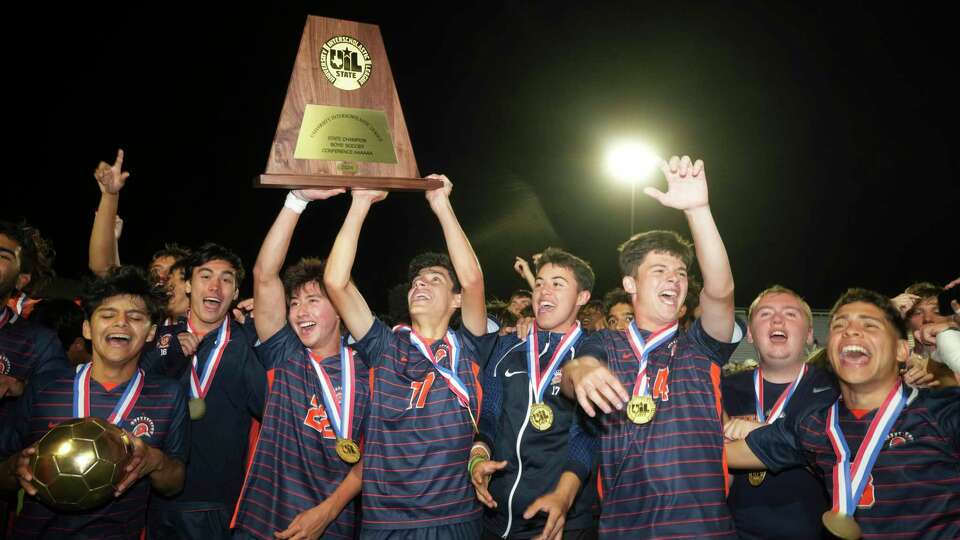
[747,471,766,486]
[335,438,361,464]
[821,511,862,540]
[627,395,656,424]
[530,403,554,431]
[188,397,206,421]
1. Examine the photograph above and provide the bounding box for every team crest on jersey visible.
[551,368,563,386]
[435,345,448,364]
[158,334,171,349]
[128,416,155,438]
[0,353,9,375]
[886,431,914,448]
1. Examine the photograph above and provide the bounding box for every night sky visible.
[10,2,957,311]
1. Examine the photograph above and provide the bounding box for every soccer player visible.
[324,176,488,538]
[602,288,633,332]
[140,244,266,539]
[726,289,959,538]
[472,247,599,540]
[721,286,837,540]
[0,265,189,540]
[560,156,744,538]
[232,188,370,540]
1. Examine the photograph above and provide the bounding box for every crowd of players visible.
[0,150,957,539]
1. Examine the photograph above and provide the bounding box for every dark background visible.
[8,2,957,311]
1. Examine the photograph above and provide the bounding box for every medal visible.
[335,438,361,464]
[73,363,144,425]
[626,395,656,424]
[187,317,231,421]
[747,471,766,486]
[398,326,478,433]
[821,510,862,540]
[309,342,360,464]
[188,398,206,420]
[824,381,907,540]
[530,403,554,431]
[624,321,678,425]
[526,322,582,432]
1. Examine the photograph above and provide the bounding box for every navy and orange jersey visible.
[576,318,745,539]
[232,324,369,540]
[746,387,960,539]
[478,331,599,538]
[0,368,190,540]
[721,365,838,540]
[350,318,489,531]
[140,318,266,512]
[6,290,40,318]
[0,306,69,430]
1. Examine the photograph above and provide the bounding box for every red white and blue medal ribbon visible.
[397,325,474,417]
[754,364,808,423]
[527,321,581,404]
[826,380,907,517]
[73,363,144,425]
[308,343,356,441]
[13,292,27,315]
[187,317,231,400]
[625,321,678,397]
[0,307,11,329]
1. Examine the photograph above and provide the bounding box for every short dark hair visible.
[408,252,460,293]
[603,288,632,316]
[169,256,190,280]
[80,266,168,325]
[151,243,192,264]
[534,247,595,293]
[0,220,56,294]
[183,243,245,285]
[618,230,693,278]
[282,258,327,300]
[904,282,942,301]
[510,289,532,300]
[830,288,907,339]
[30,298,85,350]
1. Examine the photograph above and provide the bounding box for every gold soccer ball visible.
[27,417,134,511]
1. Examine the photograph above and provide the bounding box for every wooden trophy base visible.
[257,174,442,191]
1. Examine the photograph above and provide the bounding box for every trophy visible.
[257,16,440,191]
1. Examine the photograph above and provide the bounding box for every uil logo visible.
[128,416,155,438]
[320,36,372,91]
[0,353,9,375]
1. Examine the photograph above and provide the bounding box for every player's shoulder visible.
[142,371,185,396]
[910,386,960,419]
[721,366,756,394]
[30,365,75,393]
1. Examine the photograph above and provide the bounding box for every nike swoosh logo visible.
[812,386,833,393]
[504,370,527,377]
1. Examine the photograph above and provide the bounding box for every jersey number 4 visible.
[407,372,436,410]
[651,367,670,401]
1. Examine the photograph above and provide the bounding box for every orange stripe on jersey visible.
[597,465,604,500]
[471,361,483,419]
[710,362,729,496]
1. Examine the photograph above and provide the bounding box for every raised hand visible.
[350,188,388,205]
[424,173,453,210]
[891,293,920,318]
[292,188,346,202]
[644,155,709,211]
[94,149,130,195]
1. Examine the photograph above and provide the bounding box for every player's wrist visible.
[467,454,488,476]
[284,191,309,214]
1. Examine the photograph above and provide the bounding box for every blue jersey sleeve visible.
[254,324,303,371]
[564,410,600,482]
[240,344,267,420]
[576,330,609,364]
[686,316,746,367]
[745,407,815,473]
[349,318,393,369]
[27,327,69,379]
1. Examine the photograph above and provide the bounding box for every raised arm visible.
[644,156,735,341]
[424,174,487,336]
[89,149,130,276]
[323,189,387,342]
[253,189,345,341]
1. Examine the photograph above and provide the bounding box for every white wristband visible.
[284,191,309,214]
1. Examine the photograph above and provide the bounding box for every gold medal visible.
[188,397,206,420]
[747,471,766,486]
[529,403,554,431]
[335,438,361,464]
[821,511,861,540]
[627,395,656,424]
